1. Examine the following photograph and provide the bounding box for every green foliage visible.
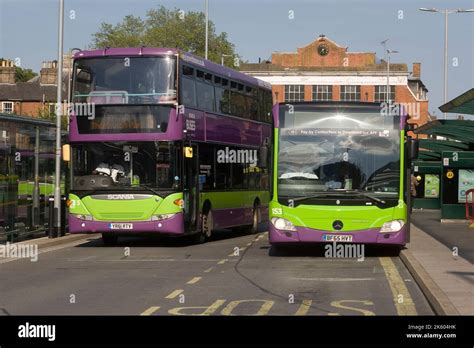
[15,67,37,82]
[37,104,68,129]
[91,6,239,68]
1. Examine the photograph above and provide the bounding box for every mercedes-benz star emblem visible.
[332,220,343,231]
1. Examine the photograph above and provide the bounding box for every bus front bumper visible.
[269,223,407,245]
[68,212,185,235]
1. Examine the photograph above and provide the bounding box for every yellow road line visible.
[295,300,312,316]
[140,306,160,316]
[204,267,213,273]
[221,300,274,315]
[217,259,228,264]
[165,289,184,299]
[379,257,417,315]
[187,277,202,284]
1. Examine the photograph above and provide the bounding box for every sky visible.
[0,0,473,118]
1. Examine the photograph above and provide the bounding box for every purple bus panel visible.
[184,109,271,147]
[69,212,185,235]
[269,223,408,245]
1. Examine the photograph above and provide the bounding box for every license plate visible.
[323,234,353,242]
[109,223,133,230]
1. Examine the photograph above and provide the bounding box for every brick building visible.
[241,35,431,130]
[0,58,70,118]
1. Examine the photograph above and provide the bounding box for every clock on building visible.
[317,44,329,56]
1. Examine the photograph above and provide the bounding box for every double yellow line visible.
[379,257,417,315]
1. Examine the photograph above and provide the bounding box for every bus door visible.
[184,144,199,232]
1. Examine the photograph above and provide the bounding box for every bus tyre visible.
[102,233,118,246]
[193,210,213,244]
[244,204,260,235]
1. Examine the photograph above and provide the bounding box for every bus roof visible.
[73,47,272,91]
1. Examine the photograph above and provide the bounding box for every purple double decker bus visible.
[67,48,273,245]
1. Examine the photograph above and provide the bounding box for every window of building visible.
[375,85,396,103]
[284,85,305,102]
[312,85,333,101]
[1,102,14,114]
[340,85,361,101]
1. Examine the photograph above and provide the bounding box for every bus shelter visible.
[0,113,61,242]
[413,88,474,220]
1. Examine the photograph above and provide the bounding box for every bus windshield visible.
[72,56,176,105]
[278,105,401,199]
[71,141,181,191]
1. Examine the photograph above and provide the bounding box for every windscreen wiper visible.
[287,189,386,205]
[136,185,162,196]
[288,191,341,203]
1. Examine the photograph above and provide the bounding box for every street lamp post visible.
[205,0,209,60]
[53,0,64,237]
[419,7,474,119]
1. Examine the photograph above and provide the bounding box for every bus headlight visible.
[151,214,176,221]
[71,214,93,221]
[380,220,405,233]
[271,217,297,231]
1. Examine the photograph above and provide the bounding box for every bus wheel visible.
[102,233,118,246]
[193,210,213,244]
[244,204,260,235]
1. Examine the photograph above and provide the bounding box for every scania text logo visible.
[107,194,135,200]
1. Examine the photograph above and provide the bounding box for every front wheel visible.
[192,210,213,244]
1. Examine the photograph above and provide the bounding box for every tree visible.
[91,6,240,68]
[15,67,37,82]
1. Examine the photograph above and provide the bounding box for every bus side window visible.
[181,77,196,107]
[216,161,230,190]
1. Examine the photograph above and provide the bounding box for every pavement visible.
[412,209,474,264]
[0,228,433,316]
[401,210,474,315]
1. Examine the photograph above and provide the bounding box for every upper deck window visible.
[72,56,177,105]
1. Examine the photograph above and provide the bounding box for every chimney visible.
[412,63,421,79]
[0,59,16,84]
[40,60,58,85]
